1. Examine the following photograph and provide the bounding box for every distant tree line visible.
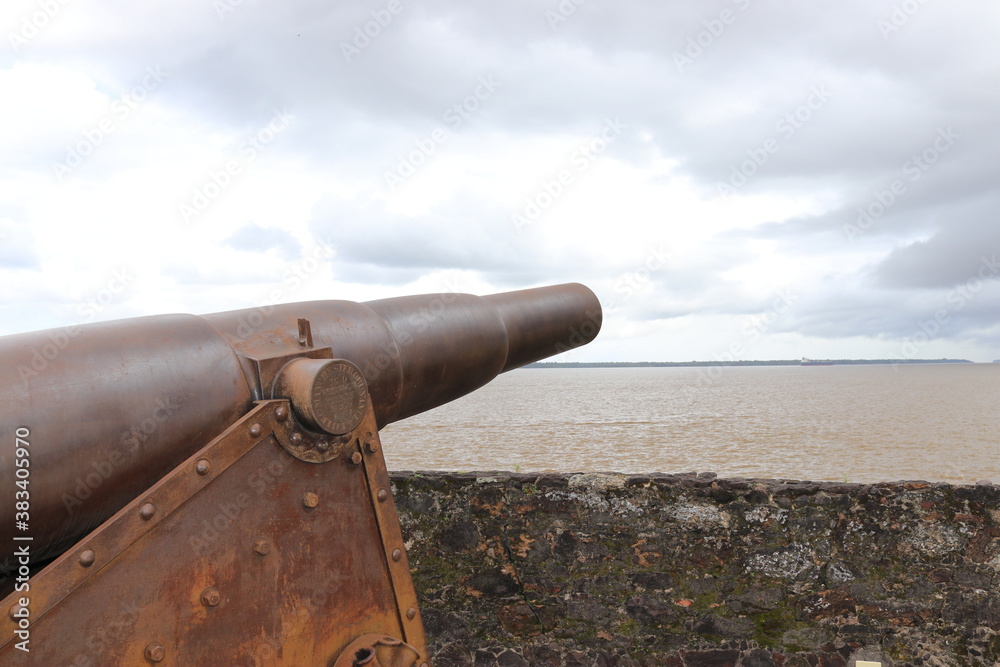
[525,359,973,368]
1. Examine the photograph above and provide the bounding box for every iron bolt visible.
[249,423,263,437]
[274,405,289,422]
[364,439,379,453]
[201,587,221,607]
[195,459,211,476]
[144,642,165,662]
[254,539,272,556]
[302,491,319,509]
[79,549,96,568]
[8,603,25,621]
[350,451,363,465]
[139,503,156,521]
[391,548,402,562]
[377,489,388,503]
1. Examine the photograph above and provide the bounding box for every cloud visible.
[1,0,999,361]
[224,222,302,259]
[872,196,1000,289]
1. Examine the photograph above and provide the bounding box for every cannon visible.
[0,282,601,665]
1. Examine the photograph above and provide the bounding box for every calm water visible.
[379,364,1000,484]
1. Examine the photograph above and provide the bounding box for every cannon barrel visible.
[0,283,601,563]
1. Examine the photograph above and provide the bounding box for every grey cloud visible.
[309,195,570,286]
[224,223,302,260]
[873,216,1000,290]
[7,0,1000,358]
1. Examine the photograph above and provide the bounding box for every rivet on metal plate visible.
[8,603,25,621]
[139,502,156,521]
[377,489,388,502]
[274,405,289,422]
[79,549,96,567]
[302,491,319,509]
[195,459,211,476]
[249,422,263,437]
[254,539,272,556]
[201,587,221,607]
[144,641,165,662]
[290,432,303,446]
[391,548,402,562]
[350,451,363,465]
[406,607,417,620]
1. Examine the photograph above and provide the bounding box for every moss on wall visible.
[390,471,1000,666]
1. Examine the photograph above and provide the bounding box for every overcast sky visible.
[2,0,998,363]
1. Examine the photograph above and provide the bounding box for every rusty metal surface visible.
[0,314,255,565]
[484,283,603,372]
[0,283,601,565]
[0,398,428,665]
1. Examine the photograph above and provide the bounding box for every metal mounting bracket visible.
[0,396,429,665]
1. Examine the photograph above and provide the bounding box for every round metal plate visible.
[311,360,368,435]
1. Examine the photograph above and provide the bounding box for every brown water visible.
[379,364,1000,484]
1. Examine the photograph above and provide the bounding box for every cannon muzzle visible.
[1,283,601,564]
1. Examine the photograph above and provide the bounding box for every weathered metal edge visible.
[0,400,283,646]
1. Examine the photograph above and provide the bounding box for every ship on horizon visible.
[800,357,834,366]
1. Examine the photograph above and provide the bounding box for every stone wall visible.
[389,471,1000,667]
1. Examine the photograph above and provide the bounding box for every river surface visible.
[379,364,1000,484]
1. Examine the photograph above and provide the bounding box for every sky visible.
[1,0,999,363]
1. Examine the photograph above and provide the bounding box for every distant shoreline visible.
[526,359,974,368]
